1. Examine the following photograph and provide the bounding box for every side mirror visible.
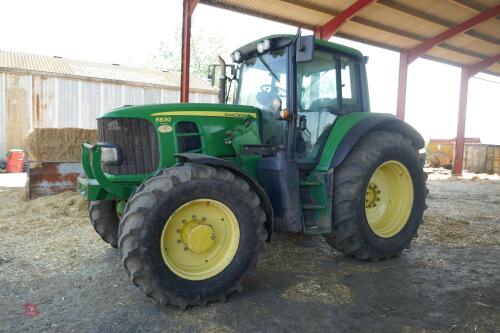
[229,64,237,78]
[296,35,315,63]
[207,65,216,86]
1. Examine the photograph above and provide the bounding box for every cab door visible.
[295,49,361,168]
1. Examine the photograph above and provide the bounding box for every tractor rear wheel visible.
[118,163,267,309]
[89,200,120,248]
[324,131,428,261]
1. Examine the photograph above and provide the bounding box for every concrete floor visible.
[0,179,499,333]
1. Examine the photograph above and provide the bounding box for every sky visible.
[1,0,499,143]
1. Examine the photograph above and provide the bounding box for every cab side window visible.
[295,50,338,163]
[340,56,360,113]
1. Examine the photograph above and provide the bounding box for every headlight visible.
[231,51,242,63]
[100,144,122,165]
[262,39,271,51]
[257,39,271,53]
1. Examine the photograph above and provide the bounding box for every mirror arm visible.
[218,56,227,104]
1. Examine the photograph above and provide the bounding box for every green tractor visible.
[79,34,427,309]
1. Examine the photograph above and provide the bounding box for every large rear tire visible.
[324,131,428,261]
[89,200,119,248]
[118,163,267,309]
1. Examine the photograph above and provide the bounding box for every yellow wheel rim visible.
[160,199,240,281]
[364,160,414,238]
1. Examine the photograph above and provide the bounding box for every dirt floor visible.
[0,178,499,333]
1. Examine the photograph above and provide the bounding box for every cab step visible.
[302,203,326,210]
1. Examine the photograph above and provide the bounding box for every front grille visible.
[176,121,202,153]
[98,118,159,175]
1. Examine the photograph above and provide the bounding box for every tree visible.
[147,25,230,78]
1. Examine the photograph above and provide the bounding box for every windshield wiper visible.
[258,55,280,82]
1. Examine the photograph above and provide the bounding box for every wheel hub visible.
[180,222,215,254]
[364,160,414,238]
[160,199,240,281]
[365,182,381,208]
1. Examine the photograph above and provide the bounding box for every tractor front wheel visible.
[324,131,428,261]
[89,200,120,248]
[118,163,267,309]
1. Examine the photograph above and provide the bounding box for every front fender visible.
[316,112,424,171]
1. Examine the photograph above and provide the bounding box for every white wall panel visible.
[57,78,79,127]
[144,88,162,104]
[102,83,123,114]
[32,75,57,128]
[123,86,144,105]
[5,74,30,150]
[0,74,5,157]
[80,81,101,129]
[161,89,180,103]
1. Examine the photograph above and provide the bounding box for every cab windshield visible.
[236,49,288,109]
[235,49,288,146]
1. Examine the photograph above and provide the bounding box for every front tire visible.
[324,131,428,261]
[118,163,267,309]
[89,200,120,248]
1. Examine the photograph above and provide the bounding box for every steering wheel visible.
[260,84,286,98]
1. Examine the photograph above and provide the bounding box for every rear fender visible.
[317,112,424,171]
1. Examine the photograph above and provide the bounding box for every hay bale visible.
[25,128,98,161]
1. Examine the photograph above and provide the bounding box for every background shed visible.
[0,49,218,157]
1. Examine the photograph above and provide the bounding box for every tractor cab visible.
[212,35,370,165]
[207,35,373,232]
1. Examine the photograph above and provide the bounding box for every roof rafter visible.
[407,4,500,63]
[377,0,500,46]
[448,0,500,21]
[467,53,500,77]
[315,0,376,40]
[199,0,500,75]
[278,0,492,60]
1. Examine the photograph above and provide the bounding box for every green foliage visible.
[147,25,231,77]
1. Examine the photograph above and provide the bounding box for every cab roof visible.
[233,34,364,59]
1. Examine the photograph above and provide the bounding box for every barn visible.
[0,49,218,157]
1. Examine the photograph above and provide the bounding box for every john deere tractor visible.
[79,34,427,309]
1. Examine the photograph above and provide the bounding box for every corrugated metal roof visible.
[201,0,500,76]
[0,49,217,93]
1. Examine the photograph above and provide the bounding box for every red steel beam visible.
[453,53,500,175]
[453,67,470,176]
[396,51,409,120]
[180,0,199,103]
[316,0,376,40]
[468,53,500,77]
[407,4,500,63]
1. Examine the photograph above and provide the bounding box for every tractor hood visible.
[96,103,262,178]
[100,103,260,120]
